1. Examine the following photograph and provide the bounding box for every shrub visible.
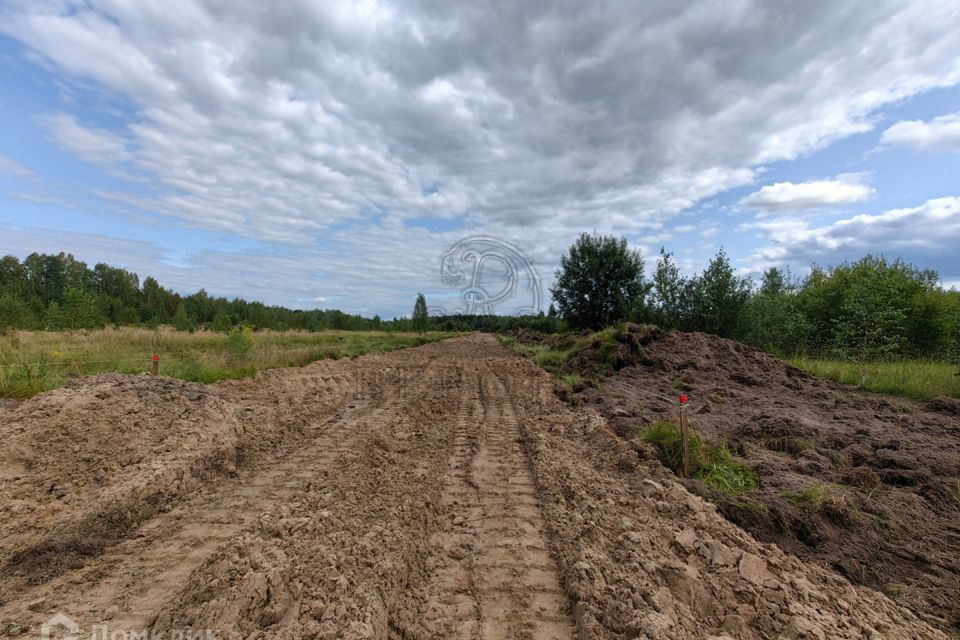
[225,326,255,357]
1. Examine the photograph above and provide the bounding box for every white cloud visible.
[879,111,960,152]
[0,153,35,178]
[740,173,875,213]
[2,2,960,313]
[13,192,79,208]
[0,0,957,247]
[39,113,133,165]
[748,196,960,282]
[0,220,563,318]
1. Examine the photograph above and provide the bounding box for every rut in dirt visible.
[405,364,576,639]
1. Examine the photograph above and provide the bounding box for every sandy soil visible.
[0,335,948,639]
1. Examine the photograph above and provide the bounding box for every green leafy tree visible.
[742,267,810,354]
[0,252,419,334]
[211,311,233,332]
[758,266,787,297]
[44,301,66,330]
[796,256,944,360]
[686,248,751,337]
[61,286,106,330]
[651,248,688,329]
[172,302,196,332]
[551,233,649,330]
[906,288,959,358]
[412,293,429,333]
[0,293,35,332]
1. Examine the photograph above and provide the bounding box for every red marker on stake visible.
[151,354,159,376]
[679,394,688,405]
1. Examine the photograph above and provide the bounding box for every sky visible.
[0,0,959,318]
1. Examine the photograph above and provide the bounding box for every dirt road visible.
[0,336,948,639]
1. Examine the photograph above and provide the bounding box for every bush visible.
[225,326,255,357]
[796,256,951,360]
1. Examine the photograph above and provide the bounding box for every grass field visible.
[789,358,960,401]
[0,327,456,398]
[496,334,580,385]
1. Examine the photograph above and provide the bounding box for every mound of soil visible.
[0,357,359,588]
[577,329,960,634]
[0,374,245,580]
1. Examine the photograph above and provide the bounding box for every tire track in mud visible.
[410,363,575,639]
[0,360,441,633]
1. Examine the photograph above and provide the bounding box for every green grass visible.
[639,420,758,495]
[781,483,832,507]
[790,357,960,401]
[780,483,850,522]
[0,327,456,398]
[497,335,577,380]
[498,323,655,384]
[761,435,816,456]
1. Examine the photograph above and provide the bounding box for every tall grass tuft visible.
[640,420,758,495]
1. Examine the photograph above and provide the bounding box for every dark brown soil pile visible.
[573,329,960,634]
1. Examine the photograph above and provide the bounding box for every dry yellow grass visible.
[0,327,456,398]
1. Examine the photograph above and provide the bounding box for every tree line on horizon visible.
[0,253,403,334]
[550,233,960,362]
[2,243,958,363]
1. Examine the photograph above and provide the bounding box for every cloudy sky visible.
[1,0,959,318]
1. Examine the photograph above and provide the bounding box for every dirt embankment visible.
[0,334,948,639]
[571,329,960,634]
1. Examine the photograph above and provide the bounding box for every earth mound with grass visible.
[562,329,960,634]
[562,323,661,379]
